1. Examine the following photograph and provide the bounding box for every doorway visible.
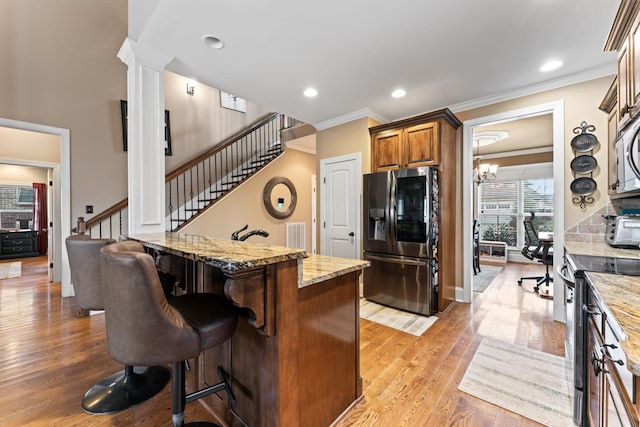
[320,153,361,259]
[462,101,566,322]
[0,118,71,296]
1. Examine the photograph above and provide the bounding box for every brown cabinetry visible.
[585,280,639,427]
[605,0,640,132]
[371,121,439,171]
[369,109,461,312]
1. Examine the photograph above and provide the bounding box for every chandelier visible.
[473,131,502,185]
[474,162,498,185]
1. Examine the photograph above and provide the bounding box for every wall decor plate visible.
[570,155,597,174]
[570,177,597,195]
[570,132,598,152]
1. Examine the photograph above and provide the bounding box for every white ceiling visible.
[131,0,620,127]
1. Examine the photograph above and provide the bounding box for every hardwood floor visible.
[0,257,564,426]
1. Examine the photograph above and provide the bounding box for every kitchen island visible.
[126,232,369,427]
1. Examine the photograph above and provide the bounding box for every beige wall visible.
[0,0,128,225]
[164,72,269,172]
[0,127,60,164]
[0,164,49,184]
[315,117,378,253]
[182,148,316,253]
[455,75,614,231]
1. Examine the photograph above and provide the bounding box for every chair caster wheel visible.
[517,281,522,285]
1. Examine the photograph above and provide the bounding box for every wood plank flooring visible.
[0,257,564,426]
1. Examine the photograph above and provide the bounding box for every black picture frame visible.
[120,100,172,156]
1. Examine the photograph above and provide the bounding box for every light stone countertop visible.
[300,254,369,288]
[584,271,640,376]
[126,232,369,287]
[564,241,640,376]
[564,241,640,259]
[126,232,305,271]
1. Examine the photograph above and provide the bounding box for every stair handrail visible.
[166,112,279,181]
[78,112,282,233]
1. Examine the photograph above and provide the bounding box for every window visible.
[478,178,553,248]
[0,185,33,229]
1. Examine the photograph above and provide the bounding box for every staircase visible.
[79,112,303,239]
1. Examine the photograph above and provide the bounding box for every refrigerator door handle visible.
[365,254,427,267]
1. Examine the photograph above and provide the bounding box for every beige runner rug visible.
[458,337,573,427]
[359,299,437,336]
[0,261,22,279]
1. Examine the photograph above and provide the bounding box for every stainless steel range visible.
[563,253,640,426]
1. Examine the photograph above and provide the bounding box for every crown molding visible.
[448,64,616,113]
[315,108,388,131]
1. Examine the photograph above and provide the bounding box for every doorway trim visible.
[0,118,71,296]
[461,100,565,322]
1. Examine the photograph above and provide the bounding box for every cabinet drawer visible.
[2,238,34,247]
[2,232,37,240]
[2,245,34,255]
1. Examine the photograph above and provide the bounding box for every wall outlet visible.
[86,205,93,214]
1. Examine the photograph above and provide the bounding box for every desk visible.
[127,232,368,427]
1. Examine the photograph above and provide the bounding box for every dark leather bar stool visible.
[100,240,237,427]
[65,235,170,414]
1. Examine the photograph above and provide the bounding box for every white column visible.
[117,38,173,234]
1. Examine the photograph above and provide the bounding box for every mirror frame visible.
[263,176,297,219]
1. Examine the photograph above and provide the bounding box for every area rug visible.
[473,265,503,293]
[458,337,573,427]
[0,261,21,279]
[359,299,437,336]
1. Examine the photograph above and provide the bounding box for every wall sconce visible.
[186,82,195,96]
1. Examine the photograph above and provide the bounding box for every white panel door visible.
[321,154,360,259]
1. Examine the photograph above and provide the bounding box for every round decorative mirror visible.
[263,177,297,219]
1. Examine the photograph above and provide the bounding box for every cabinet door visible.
[632,13,640,114]
[372,130,403,171]
[618,37,632,129]
[608,107,620,194]
[404,122,439,167]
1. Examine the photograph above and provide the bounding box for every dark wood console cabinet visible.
[0,231,39,260]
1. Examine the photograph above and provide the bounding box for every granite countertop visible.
[126,232,369,286]
[564,241,640,259]
[300,254,370,288]
[126,232,305,271]
[585,271,640,376]
[565,241,640,375]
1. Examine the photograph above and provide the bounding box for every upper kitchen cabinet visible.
[370,110,457,172]
[599,78,619,194]
[605,0,640,131]
[369,108,461,312]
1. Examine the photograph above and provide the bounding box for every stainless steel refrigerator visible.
[362,167,438,316]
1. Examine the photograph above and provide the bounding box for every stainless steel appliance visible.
[362,167,438,316]
[564,253,640,426]
[604,214,640,248]
[615,118,640,194]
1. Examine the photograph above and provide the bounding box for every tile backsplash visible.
[564,203,616,243]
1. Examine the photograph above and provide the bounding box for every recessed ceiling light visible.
[392,89,406,98]
[303,88,318,97]
[540,60,563,72]
[202,35,224,49]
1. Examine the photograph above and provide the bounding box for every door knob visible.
[348,232,355,237]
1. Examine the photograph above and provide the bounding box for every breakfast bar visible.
[126,232,369,427]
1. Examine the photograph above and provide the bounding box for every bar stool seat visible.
[100,240,237,427]
[65,235,170,414]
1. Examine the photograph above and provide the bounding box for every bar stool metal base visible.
[82,365,170,414]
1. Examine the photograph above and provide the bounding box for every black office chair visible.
[473,219,481,275]
[517,213,553,292]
